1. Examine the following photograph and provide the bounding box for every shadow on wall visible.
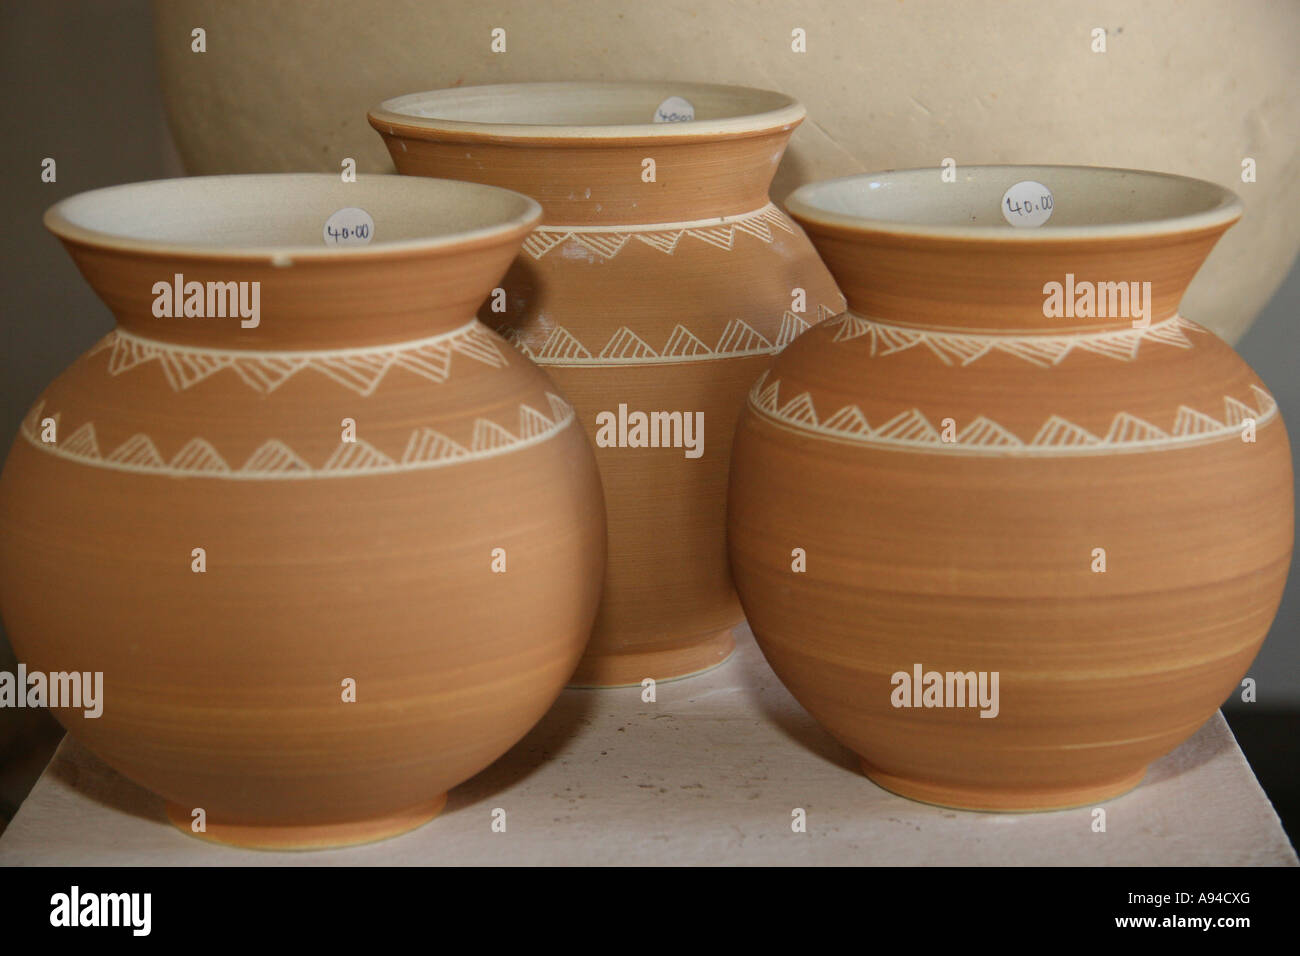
[0,620,64,831]
[0,0,183,824]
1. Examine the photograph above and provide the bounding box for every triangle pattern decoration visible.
[105,434,166,468]
[746,371,1279,456]
[471,419,520,452]
[19,394,576,480]
[520,205,797,261]
[535,327,593,361]
[958,417,1022,447]
[634,231,685,255]
[401,428,469,464]
[60,423,101,459]
[518,231,572,259]
[714,319,774,355]
[775,311,813,348]
[821,405,872,436]
[83,321,511,395]
[323,440,395,472]
[825,313,1205,367]
[518,403,558,440]
[498,301,840,366]
[242,440,312,475]
[662,325,712,357]
[497,327,534,359]
[1031,417,1101,448]
[599,327,658,360]
[170,438,232,474]
[571,233,632,259]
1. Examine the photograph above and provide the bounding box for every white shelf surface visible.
[1,626,1294,866]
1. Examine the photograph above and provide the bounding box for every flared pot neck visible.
[43,175,539,349]
[786,167,1241,333]
[370,82,805,226]
[797,225,1235,333]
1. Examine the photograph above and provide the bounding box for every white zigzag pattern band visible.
[83,320,509,396]
[503,303,841,367]
[521,204,795,260]
[748,370,1279,456]
[20,394,575,480]
[830,313,1207,366]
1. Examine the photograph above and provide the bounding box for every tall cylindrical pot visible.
[371,83,844,685]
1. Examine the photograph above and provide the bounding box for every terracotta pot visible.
[728,166,1294,811]
[152,0,1300,345]
[0,174,606,848]
[370,83,844,685]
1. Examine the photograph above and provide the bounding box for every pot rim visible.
[368,81,805,144]
[44,173,542,262]
[785,165,1244,242]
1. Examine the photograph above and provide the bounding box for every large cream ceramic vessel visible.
[151,0,1300,344]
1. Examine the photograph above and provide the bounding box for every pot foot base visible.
[859,760,1147,812]
[568,626,737,688]
[164,793,447,850]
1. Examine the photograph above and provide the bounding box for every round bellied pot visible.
[370,83,844,686]
[728,166,1294,811]
[153,0,1300,345]
[0,174,606,848]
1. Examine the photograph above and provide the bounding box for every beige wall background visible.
[1,0,1297,821]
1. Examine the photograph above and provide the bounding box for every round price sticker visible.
[653,96,695,123]
[323,207,375,246]
[1000,181,1054,228]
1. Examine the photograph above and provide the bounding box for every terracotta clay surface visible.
[153,0,1300,344]
[0,174,606,848]
[371,83,843,686]
[728,166,1294,811]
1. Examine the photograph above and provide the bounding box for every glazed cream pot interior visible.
[373,81,804,136]
[786,166,1243,237]
[44,174,541,252]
